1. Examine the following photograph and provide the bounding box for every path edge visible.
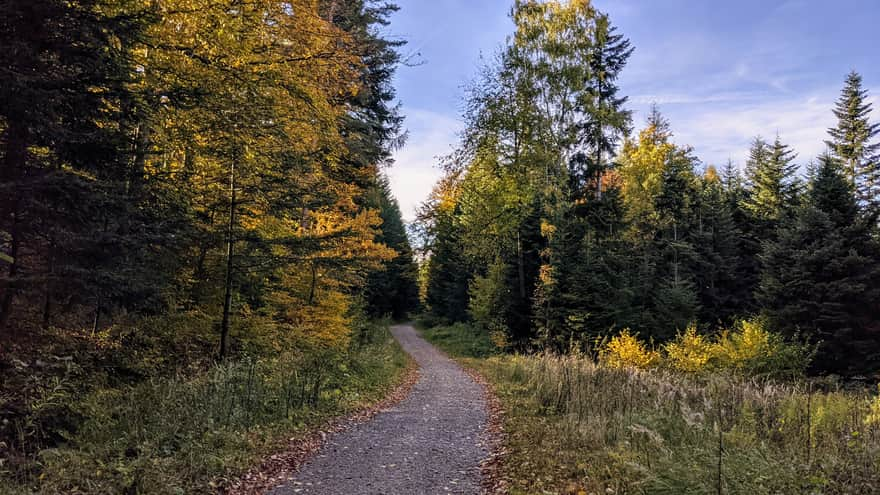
[218,354,420,495]
[411,326,508,495]
[460,364,508,495]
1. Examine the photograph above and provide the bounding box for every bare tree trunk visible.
[42,239,55,328]
[0,121,27,331]
[326,0,338,22]
[308,263,318,305]
[0,209,20,330]
[516,231,526,299]
[219,158,237,360]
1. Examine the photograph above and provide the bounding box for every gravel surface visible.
[268,324,488,495]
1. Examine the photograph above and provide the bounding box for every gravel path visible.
[268,324,488,495]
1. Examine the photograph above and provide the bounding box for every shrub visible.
[599,329,659,369]
[867,385,880,427]
[715,317,814,377]
[664,324,715,372]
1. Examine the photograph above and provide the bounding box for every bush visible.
[600,318,813,377]
[664,324,715,372]
[715,317,814,378]
[598,329,659,369]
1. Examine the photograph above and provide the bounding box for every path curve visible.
[269,324,488,495]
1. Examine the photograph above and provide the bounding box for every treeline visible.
[0,0,418,461]
[419,0,880,375]
[0,0,418,349]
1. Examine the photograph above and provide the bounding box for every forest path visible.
[268,324,488,495]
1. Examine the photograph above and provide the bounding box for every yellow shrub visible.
[714,318,774,367]
[866,385,880,427]
[600,329,659,369]
[664,324,715,373]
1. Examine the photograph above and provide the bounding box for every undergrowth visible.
[0,320,407,494]
[423,321,880,494]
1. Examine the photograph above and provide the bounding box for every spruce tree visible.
[758,154,880,374]
[826,71,880,207]
[693,168,744,326]
[364,177,420,319]
[742,135,801,228]
[577,12,634,200]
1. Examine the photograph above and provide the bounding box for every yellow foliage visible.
[599,329,659,369]
[714,318,774,368]
[664,324,715,372]
[618,123,675,221]
[866,385,880,427]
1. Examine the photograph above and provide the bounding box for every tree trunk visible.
[0,210,20,330]
[0,121,28,331]
[308,263,318,305]
[516,231,526,299]
[42,239,55,329]
[219,158,237,360]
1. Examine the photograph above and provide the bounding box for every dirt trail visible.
[268,324,488,495]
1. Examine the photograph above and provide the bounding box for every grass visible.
[423,321,880,495]
[416,321,498,359]
[0,321,408,495]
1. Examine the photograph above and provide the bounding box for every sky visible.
[384,0,880,221]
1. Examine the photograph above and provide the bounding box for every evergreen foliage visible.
[417,5,880,375]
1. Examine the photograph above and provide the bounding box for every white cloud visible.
[635,88,880,172]
[388,108,462,222]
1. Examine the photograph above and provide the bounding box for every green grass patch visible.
[0,322,408,495]
[416,321,498,359]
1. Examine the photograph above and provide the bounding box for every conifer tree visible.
[364,177,419,319]
[826,71,880,207]
[741,135,801,228]
[577,12,634,200]
[759,154,880,374]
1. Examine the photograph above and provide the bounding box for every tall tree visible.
[759,154,880,374]
[363,176,419,319]
[0,0,150,331]
[826,71,880,207]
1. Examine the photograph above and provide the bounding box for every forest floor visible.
[267,324,491,494]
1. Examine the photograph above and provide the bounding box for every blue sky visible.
[385,0,880,221]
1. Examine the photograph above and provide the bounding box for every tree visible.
[758,154,880,374]
[363,176,419,320]
[0,0,152,331]
[618,107,674,224]
[741,135,801,229]
[826,71,880,207]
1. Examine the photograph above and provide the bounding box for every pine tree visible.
[693,167,744,326]
[0,0,151,330]
[577,12,634,200]
[826,71,880,207]
[758,154,880,374]
[364,176,420,319]
[742,135,801,228]
[650,147,701,338]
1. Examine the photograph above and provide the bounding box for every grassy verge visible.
[416,321,497,359]
[0,321,408,495]
[421,322,880,495]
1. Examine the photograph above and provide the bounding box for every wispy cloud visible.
[642,88,880,170]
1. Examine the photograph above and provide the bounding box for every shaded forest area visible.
[419,0,880,377]
[0,0,418,491]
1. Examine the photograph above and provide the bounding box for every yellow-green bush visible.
[867,385,880,427]
[664,324,715,372]
[601,318,812,376]
[598,329,659,369]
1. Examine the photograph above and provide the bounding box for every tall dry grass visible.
[489,353,880,494]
